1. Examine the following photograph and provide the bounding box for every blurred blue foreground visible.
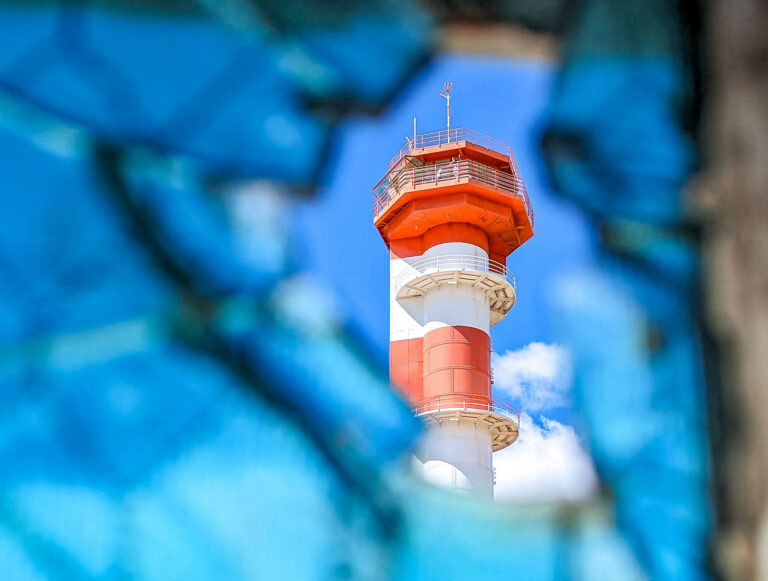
[0,1,710,580]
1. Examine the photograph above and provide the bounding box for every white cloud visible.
[490,343,594,503]
[494,413,599,504]
[492,343,572,412]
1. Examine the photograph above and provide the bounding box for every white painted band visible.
[390,242,491,341]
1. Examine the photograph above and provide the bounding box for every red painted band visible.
[389,336,423,403]
[422,326,491,400]
[389,223,489,259]
[389,325,491,405]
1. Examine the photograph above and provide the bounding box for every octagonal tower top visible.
[372,126,534,263]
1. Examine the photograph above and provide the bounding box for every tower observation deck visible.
[373,124,533,497]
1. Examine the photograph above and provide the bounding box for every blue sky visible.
[295,53,596,356]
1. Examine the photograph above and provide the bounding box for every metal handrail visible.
[387,127,511,170]
[373,159,528,218]
[411,393,521,426]
[378,127,535,229]
[393,254,516,295]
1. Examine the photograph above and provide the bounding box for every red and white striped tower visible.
[372,88,534,496]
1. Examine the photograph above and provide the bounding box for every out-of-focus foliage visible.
[0,0,712,580]
[0,2,429,578]
[543,1,710,579]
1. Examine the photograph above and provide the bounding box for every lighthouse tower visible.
[372,86,534,497]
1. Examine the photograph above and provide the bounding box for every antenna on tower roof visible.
[437,82,453,141]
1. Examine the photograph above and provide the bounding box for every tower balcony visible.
[373,158,533,226]
[393,254,516,325]
[411,393,520,451]
[386,127,515,171]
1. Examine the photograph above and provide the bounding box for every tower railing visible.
[373,159,530,219]
[387,127,512,170]
[411,393,521,427]
[379,127,535,228]
[393,254,516,295]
